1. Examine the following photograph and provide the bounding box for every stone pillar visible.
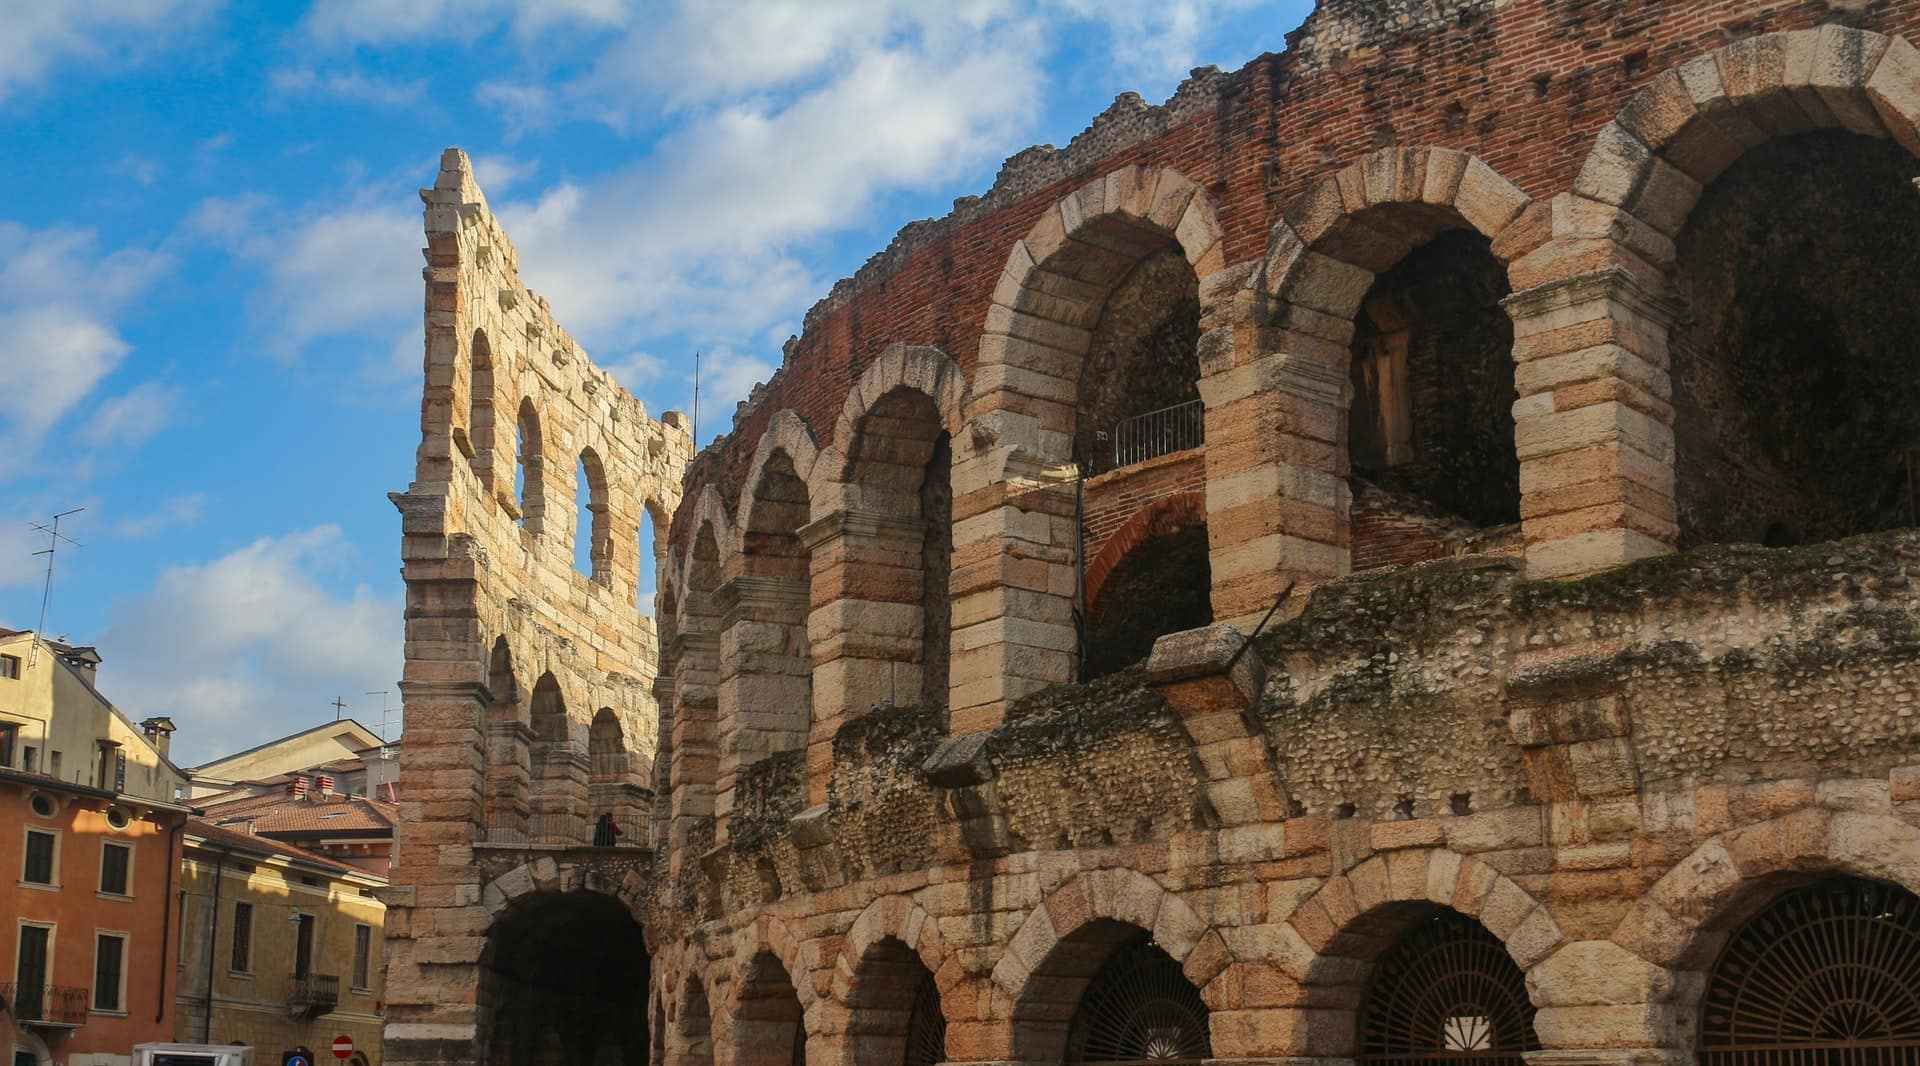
[482,719,532,842]
[668,631,720,873]
[714,574,811,842]
[1503,266,1679,579]
[801,510,926,805]
[650,672,675,852]
[529,739,589,845]
[946,453,1078,734]
[1197,301,1352,629]
[380,678,488,1066]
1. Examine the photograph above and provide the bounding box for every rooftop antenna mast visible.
[692,349,702,445]
[365,690,394,744]
[27,508,84,669]
[331,695,349,721]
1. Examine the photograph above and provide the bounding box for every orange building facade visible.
[2,768,193,1066]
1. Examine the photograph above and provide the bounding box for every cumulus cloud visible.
[270,67,427,108]
[97,526,403,764]
[83,381,182,448]
[300,0,625,46]
[0,224,170,449]
[0,0,217,104]
[471,153,539,193]
[1060,0,1268,88]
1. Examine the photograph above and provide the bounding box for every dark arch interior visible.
[847,936,945,1066]
[734,952,806,1066]
[483,891,649,1066]
[1355,905,1538,1060]
[1348,227,1519,556]
[1701,876,1920,1050]
[1074,246,1203,472]
[1673,129,1920,548]
[1083,523,1212,680]
[1013,919,1208,1064]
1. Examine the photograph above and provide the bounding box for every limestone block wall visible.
[381,150,691,1063]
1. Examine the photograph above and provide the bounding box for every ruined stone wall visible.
[381,150,691,1065]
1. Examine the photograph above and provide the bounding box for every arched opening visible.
[1352,905,1537,1063]
[465,327,496,477]
[1699,876,1920,1060]
[1346,224,1518,570]
[640,499,668,614]
[1082,497,1211,680]
[590,707,628,778]
[528,673,582,844]
[734,952,806,1066]
[578,447,610,581]
[531,672,567,745]
[1671,130,1920,548]
[1013,920,1209,1064]
[844,387,951,713]
[847,936,945,1066]
[482,891,649,1066]
[667,524,723,861]
[1074,245,1203,474]
[740,448,813,745]
[588,707,641,845]
[678,976,713,1066]
[517,399,546,533]
[483,637,530,841]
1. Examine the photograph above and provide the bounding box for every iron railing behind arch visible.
[1063,932,1210,1065]
[1093,399,1204,475]
[1357,910,1539,1066]
[904,965,947,1066]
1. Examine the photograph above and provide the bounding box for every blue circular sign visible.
[288,1056,310,1066]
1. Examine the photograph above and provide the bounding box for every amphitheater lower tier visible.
[382,531,1920,1066]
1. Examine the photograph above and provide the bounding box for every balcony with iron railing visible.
[286,973,339,1018]
[1,982,89,1029]
[1085,398,1204,476]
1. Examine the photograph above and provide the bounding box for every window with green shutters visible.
[22,829,55,885]
[99,842,130,896]
[94,933,125,1012]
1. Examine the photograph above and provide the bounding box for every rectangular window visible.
[294,913,315,978]
[49,750,61,779]
[93,932,125,1012]
[0,654,19,679]
[16,924,50,1012]
[22,745,35,772]
[352,924,371,989]
[99,842,130,896]
[0,723,15,767]
[230,902,253,973]
[22,829,56,885]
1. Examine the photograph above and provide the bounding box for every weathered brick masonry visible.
[381,2,1920,1065]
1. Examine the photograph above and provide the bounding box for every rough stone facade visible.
[383,3,1920,1065]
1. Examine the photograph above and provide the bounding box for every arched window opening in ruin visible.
[479,890,649,1066]
[1073,246,1203,475]
[1700,876,1920,1059]
[1082,504,1211,680]
[845,386,951,714]
[1354,906,1538,1063]
[531,672,567,746]
[739,447,814,762]
[1671,130,1920,549]
[516,399,545,533]
[640,498,668,615]
[577,447,610,582]
[527,672,583,844]
[678,976,713,1066]
[483,637,529,841]
[734,952,806,1066]
[1012,919,1209,1064]
[465,328,495,474]
[589,707,628,779]
[1346,227,1518,571]
[847,936,944,1066]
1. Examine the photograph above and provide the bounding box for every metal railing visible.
[286,973,339,1017]
[2,982,89,1025]
[1102,398,1204,474]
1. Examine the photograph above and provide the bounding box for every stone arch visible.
[1083,492,1207,613]
[530,671,567,745]
[576,445,611,582]
[739,410,821,535]
[514,397,546,534]
[677,965,717,1066]
[477,887,650,1066]
[835,894,948,1002]
[1081,491,1212,680]
[733,912,815,1011]
[464,326,498,480]
[482,635,530,841]
[818,344,967,499]
[993,867,1225,1007]
[589,707,628,778]
[727,949,809,1066]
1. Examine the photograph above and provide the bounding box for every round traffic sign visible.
[333,1035,355,1059]
[288,1057,310,1066]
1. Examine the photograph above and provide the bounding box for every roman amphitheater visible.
[379,2,1920,1064]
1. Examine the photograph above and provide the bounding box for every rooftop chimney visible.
[316,774,335,796]
[290,775,309,798]
[140,716,176,759]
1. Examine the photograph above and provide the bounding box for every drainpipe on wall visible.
[157,817,183,1023]
[201,848,226,1043]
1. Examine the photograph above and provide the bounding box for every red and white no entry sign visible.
[332,1035,354,1059]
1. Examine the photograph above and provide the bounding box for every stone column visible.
[800,510,926,805]
[650,671,675,852]
[1503,267,1678,579]
[482,719,533,842]
[668,631,720,874]
[946,452,1078,734]
[528,739,589,844]
[714,574,811,842]
[1197,292,1352,629]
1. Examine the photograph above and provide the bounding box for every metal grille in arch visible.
[1063,935,1211,1064]
[903,966,946,1066]
[1702,877,1920,1064]
[1357,910,1540,1065]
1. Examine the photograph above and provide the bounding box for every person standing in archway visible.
[593,812,622,847]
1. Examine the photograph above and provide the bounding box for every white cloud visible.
[97,526,403,764]
[0,223,169,449]
[83,381,181,447]
[113,494,206,539]
[0,0,216,104]
[270,67,427,108]
[301,0,625,46]
[471,153,538,193]
[603,352,668,392]
[1059,0,1266,88]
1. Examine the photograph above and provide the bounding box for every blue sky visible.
[0,0,1313,765]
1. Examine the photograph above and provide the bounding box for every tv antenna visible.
[28,508,84,668]
[692,349,702,445]
[365,690,395,744]
[331,695,349,721]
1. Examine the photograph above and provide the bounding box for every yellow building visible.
[174,820,385,1065]
[185,720,387,800]
[0,629,186,803]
